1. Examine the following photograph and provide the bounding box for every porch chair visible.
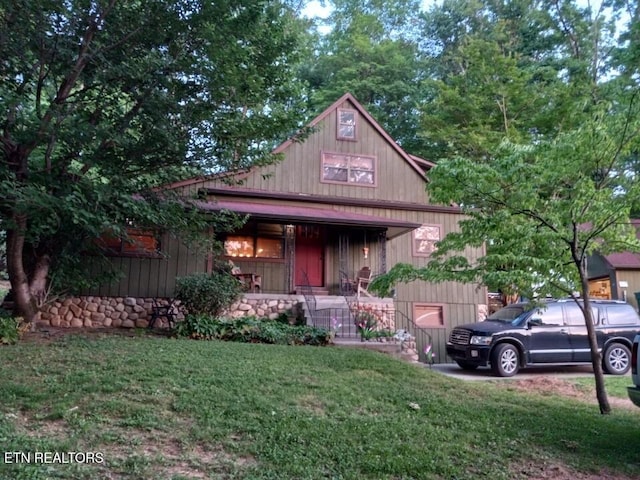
[229,261,262,293]
[356,266,373,298]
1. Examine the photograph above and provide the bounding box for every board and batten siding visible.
[201,99,430,205]
[612,270,640,310]
[88,233,205,298]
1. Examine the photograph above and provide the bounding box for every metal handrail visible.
[392,309,434,363]
[299,270,358,337]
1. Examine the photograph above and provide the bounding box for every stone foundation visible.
[348,299,396,332]
[37,294,305,329]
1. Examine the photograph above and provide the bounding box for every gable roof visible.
[602,219,640,269]
[165,92,428,191]
[273,92,427,180]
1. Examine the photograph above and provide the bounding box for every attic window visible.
[321,152,375,186]
[337,108,356,140]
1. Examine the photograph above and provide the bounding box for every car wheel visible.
[603,343,631,375]
[491,343,520,377]
[455,360,479,371]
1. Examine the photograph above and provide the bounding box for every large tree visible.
[371,0,640,414]
[418,0,617,161]
[299,0,428,152]
[0,0,308,323]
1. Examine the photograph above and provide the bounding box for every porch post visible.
[378,230,387,274]
[338,233,349,276]
[285,225,296,293]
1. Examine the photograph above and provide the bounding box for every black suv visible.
[446,299,640,377]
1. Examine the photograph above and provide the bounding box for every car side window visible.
[604,305,640,325]
[563,304,597,326]
[564,304,584,326]
[530,305,563,326]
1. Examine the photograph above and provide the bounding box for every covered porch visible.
[203,198,421,296]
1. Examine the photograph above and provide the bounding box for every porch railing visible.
[298,271,434,356]
[392,309,433,363]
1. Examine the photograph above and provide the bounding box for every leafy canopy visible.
[371,98,640,298]
[0,0,308,296]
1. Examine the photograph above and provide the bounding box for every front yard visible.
[0,331,639,479]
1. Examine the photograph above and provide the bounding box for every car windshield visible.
[487,305,526,323]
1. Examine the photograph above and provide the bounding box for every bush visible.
[0,314,29,345]
[175,315,332,346]
[175,271,242,317]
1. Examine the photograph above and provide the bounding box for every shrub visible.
[0,314,29,345]
[175,315,332,346]
[272,310,306,326]
[175,271,242,317]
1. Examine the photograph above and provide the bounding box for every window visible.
[96,228,160,257]
[413,224,441,256]
[224,223,284,259]
[563,304,597,326]
[530,305,563,326]
[604,305,638,325]
[588,278,611,299]
[337,108,356,140]
[413,303,444,328]
[321,152,375,186]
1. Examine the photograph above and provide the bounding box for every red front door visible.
[295,226,324,287]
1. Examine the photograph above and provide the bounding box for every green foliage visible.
[0,314,28,345]
[0,0,309,319]
[174,315,332,345]
[271,310,306,326]
[418,0,627,163]
[175,271,242,317]
[351,303,393,341]
[300,0,427,153]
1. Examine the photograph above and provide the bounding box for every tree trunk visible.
[30,252,51,306]
[6,215,39,326]
[579,268,611,414]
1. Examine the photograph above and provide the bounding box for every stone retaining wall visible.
[348,299,396,331]
[37,295,305,329]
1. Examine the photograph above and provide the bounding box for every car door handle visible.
[560,328,569,334]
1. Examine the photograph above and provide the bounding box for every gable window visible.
[224,223,284,259]
[337,108,356,140]
[321,152,375,186]
[97,228,161,257]
[413,303,444,328]
[413,224,441,256]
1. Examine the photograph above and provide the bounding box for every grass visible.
[571,376,633,399]
[0,335,638,479]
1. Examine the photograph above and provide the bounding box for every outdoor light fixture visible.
[363,230,368,259]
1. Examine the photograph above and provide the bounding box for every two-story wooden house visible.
[65,93,487,362]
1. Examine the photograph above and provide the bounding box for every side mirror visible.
[528,318,543,328]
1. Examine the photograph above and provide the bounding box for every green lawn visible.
[0,334,639,479]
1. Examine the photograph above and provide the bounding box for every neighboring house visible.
[588,219,640,311]
[72,93,487,362]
